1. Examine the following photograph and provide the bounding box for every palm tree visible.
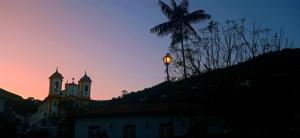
[151,0,210,79]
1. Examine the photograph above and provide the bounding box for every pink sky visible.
[0,1,169,100]
[0,0,299,100]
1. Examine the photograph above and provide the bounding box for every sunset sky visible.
[0,0,299,100]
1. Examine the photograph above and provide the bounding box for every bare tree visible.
[168,18,294,79]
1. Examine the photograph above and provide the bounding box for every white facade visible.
[64,83,80,97]
[48,69,92,98]
[81,82,91,98]
[29,69,92,130]
[29,102,49,128]
[49,77,63,95]
[75,115,190,138]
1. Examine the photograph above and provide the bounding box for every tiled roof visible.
[79,102,206,117]
[66,82,78,86]
[49,70,63,79]
[79,72,92,82]
[41,94,90,104]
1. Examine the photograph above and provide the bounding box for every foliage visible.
[80,48,300,136]
[110,48,300,105]
[169,19,294,79]
[106,49,300,134]
[151,0,210,78]
[13,97,41,116]
[121,90,128,97]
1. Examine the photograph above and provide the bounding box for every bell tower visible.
[49,68,64,95]
[79,71,92,99]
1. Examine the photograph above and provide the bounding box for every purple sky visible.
[0,0,299,100]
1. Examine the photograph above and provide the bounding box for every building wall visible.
[49,78,62,95]
[29,97,90,129]
[0,99,4,113]
[74,115,189,138]
[65,84,80,97]
[50,100,59,116]
[29,101,51,128]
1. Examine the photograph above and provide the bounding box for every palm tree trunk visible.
[180,24,187,79]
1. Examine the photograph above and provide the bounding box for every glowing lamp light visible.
[163,53,173,65]
[163,53,172,81]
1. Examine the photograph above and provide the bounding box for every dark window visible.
[88,126,101,138]
[85,85,89,91]
[123,124,135,138]
[159,122,173,138]
[54,81,59,92]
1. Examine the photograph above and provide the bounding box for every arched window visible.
[85,85,89,92]
[54,81,59,92]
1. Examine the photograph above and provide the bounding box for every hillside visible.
[0,88,23,101]
[0,88,41,116]
[91,49,300,131]
[95,48,300,105]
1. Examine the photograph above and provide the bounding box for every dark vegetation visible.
[0,89,41,138]
[150,0,211,79]
[101,49,300,104]
[95,48,300,135]
[148,0,297,134]
[150,0,294,80]
[13,97,41,116]
[2,48,300,136]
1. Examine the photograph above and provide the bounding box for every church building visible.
[29,68,92,131]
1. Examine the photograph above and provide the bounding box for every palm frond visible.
[180,0,189,11]
[150,21,176,37]
[170,32,182,46]
[185,10,211,23]
[170,0,177,8]
[170,28,192,46]
[151,0,210,44]
[158,0,174,19]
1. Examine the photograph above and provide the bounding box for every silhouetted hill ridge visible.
[0,88,41,116]
[98,49,300,108]
[0,88,23,101]
[89,48,300,129]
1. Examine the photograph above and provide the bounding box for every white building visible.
[29,69,92,130]
[75,103,223,138]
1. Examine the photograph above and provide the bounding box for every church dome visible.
[79,71,92,82]
[49,69,63,79]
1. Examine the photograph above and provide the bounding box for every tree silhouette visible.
[168,18,294,79]
[151,0,210,79]
[121,90,128,97]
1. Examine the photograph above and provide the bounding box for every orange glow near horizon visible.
[1,1,298,100]
[0,1,167,100]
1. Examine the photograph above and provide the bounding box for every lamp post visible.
[163,53,173,81]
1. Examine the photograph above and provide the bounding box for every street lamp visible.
[163,53,173,81]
